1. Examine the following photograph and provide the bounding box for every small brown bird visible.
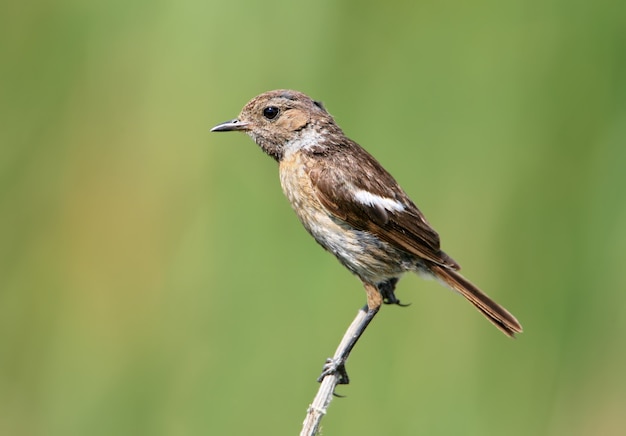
[211,89,522,383]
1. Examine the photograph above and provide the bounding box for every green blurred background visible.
[1,0,625,435]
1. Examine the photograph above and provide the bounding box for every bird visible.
[211,89,522,384]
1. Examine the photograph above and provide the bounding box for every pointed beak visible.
[210,118,249,132]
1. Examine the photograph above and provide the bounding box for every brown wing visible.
[307,141,460,270]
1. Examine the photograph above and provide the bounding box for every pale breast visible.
[279,152,414,283]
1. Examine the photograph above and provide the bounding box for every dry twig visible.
[300,306,369,436]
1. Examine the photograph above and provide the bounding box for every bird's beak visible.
[210,118,249,132]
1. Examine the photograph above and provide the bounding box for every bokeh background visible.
[1,1,625,435]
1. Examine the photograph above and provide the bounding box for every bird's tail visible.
[429,264,523,337]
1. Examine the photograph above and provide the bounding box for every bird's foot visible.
[379,279,411,307]
[317,357,350,385]
[383,296,411,307]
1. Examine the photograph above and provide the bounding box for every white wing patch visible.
[354,189,405,212]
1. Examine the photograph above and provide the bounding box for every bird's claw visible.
[383,296,411,307]
[379,278,410,306]
[317,357,350,385]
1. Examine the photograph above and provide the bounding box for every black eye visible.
[263,106,279,120]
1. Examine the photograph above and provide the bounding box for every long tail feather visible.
[429,264,523,337]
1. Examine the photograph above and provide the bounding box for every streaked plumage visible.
[211,89,522,383]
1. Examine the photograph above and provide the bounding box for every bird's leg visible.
[317,282,382,385]
[380,278,411,307]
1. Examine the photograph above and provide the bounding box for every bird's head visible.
[211,89,336,161]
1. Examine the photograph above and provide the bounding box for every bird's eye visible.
[263,106,280,120]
